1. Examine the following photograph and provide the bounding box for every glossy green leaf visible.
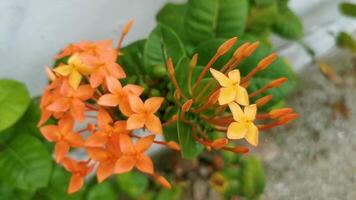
[156,185,182,200]
[216,0,248,38]
[246,3,278,36]
[87,182,116,200]
[253,0,275,7]
[35,166,84,200]
[144,24,185,77]
[0,79,30,132]
[0,134,52,191]
[119,39,146,76]
[156,3,187,41]
[116,171,148,199]
[0,182,34,200]
[177,111,203,159]
[340,2,356,18]
[272,8,303,39]
[185,0,218,44]
[238,156,265,198]
[174,56,191,97]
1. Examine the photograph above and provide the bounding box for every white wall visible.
[0,0,352,96]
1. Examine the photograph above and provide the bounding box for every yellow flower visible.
[227,102,259,146]
[53,54,93,89]
[210,68,249,105]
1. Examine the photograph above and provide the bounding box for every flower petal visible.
[145,114,162,135]
[245,123,259,146]
[236,86,249,106]
[65,132,85,147]
[218,87,236,105]
[128,95,145,113]
[106,63,126,79]
[227,122,248,140]
[97,160,115,183]
[244,104,257,121]
[228,102,245,122]
[69,69,82,90]
[70,99,85,122]
[87,147,108,161]
[75,85,94,100]
[40,125,60,142]
[54,141,69,163]
[136,135,155,153]
[68,174,84,194]
[106,76,122,94]
[118,95,134,116]
[85,131,108,147]
[124,84,144,96]
[90,68,105,88]
[114,155,135,174]
[98,109,113,130]
[227,70,241,83]
[210,68,233,87]
[47,98,71,112]
[53,65,72,76]
[58,115,74,134]
[144,97,164,113]
[126,114,145,130]
[119,134,135,154]
[135,154,154,174]
[98,94,120,107]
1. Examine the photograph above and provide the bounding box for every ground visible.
[257,49,356,200]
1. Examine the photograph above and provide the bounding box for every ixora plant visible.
[35,17,298,194]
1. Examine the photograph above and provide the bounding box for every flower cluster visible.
[38,22,174,193]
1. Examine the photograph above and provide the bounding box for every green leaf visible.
[0,79,30,132]
[116,171,148,199]
[156,185,183,200]
[185,0,219,44]
[272,8,303,39]
[87,182,116,200]
[246,3,278,36]
[238,156,265,198]
[340,2,356,18]
[174,56,191,97]
[119,39,146,76]
[215,0,248,38]
[337,32,356,52]
[156,3,187,41]
[177,111,203,159]
[35,165,84,200]
[0,182,34,200]
[0,134,52,191]
[253,0,275,7]
[144,24,185,77]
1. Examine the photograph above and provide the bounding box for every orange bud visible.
[256,95,273,107]
[217,37,237,55]
[269,108,294,118]
[208,90,220,104]
[233,42,250,59]
[122,19,134,35]
[166,58,175,76]
[189,53,198,69]
[244,41,260,57]
[167,141,180,151]
[257,53,277,70]
[155,175,171,189]
[267,77,288,88]
[87,123,96,131]
[211,138,228,149]
[182,99,193,112]
[231,146,249,154]
[278,113,299,125]
[45,66,56,81]
[173,90,181,101]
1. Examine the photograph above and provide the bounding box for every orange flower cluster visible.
[38,22,174,193]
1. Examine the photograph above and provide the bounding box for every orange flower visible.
[46,81,94,121]
[114,134,155,174]
[126,96,164,134]
[87,143,121,183]
[40,116,85,162]
[85,109,129,147]
[55,40,113,60]
[61,157,93,194]
[98,77,143,116]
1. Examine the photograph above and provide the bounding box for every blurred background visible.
[1,0,356,199]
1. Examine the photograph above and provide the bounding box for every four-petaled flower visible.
[53,54,94,89]
[126,96,164,134]
[114,134,155,174]
[40,116,85,162]
[227,102,259,146]
[61,157,93,194]
[210,68,249,106]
